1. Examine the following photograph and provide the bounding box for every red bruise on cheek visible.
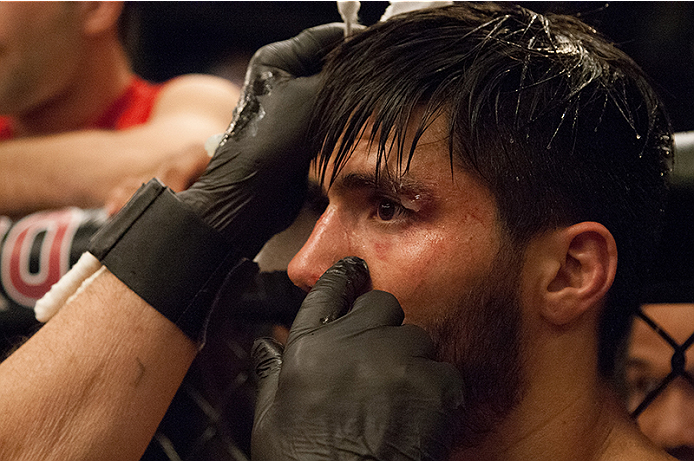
[372,240,390,261]
[366,232,448,307]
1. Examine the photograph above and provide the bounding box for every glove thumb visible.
[252,338,283,417]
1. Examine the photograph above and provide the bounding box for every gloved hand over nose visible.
[178,23,347,257]
[252,257,465,461]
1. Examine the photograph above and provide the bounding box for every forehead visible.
[319,113,466,190]
[629,304,694,361]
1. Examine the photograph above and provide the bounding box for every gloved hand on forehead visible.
[80,24,348,345]
[178,23,347,258]
[252,257,465,461]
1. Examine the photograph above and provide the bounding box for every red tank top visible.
[0,77,163,140]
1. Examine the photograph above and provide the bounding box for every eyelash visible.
[374,196,411,223]
[627,374,665,400]
[636,377,660,393]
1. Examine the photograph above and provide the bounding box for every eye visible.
[627,373,664,401]
[377,199,399,221]
[377,199,405,221]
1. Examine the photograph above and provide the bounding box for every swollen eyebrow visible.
[334,172,430,199]
[335,172,381,192]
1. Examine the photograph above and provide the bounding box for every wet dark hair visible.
[309,2,673,378]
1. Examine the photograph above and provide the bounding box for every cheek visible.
[359,218,498,324]
[368,234,440,289]
[362,230,466,320]
[371,240,390,261]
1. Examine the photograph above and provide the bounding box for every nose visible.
[641,378,694,449]
[287,206,352,292]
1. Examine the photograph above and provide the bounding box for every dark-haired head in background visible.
[625,185,694,461]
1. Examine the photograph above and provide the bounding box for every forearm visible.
[0,269,197,461]
[0,121,215,216]
[0,74,239,217]
[0,131,138,213]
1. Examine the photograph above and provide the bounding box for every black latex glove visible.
[252,257,465,461]
[178,24,346,257]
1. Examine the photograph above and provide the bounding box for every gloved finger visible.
[345,289,405,328]
[255,23,349,77]
[252,338,284,417]
[288,256,370,340]
[409,358,465,409]
[346,290,446,360]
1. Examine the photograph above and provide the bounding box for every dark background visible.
[123,1,694,133]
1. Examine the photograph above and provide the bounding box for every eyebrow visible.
[330,171,434,200]
[625,357,650,370]
[626,356,694,376]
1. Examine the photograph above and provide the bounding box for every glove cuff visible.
[89,179,257,346]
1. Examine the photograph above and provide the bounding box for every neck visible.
[11,36,133,137]
[454,383,623,461]
[450,316,641,461]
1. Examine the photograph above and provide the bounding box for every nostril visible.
[297,280,314,293]
[286,260,316,293]
[301,274,321,293]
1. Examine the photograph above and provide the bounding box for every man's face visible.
[626,304,694,460]
[289,117,503,328]
[288,116,525,444]
[0,2,82,114]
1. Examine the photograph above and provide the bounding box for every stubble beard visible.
[426,246,526,451]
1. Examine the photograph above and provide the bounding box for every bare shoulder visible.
[600,419,675,461]
[161,74,240,98]
[609,442,675,461]
[152,74,241,116]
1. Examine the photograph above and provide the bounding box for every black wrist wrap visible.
[89,179,257,345]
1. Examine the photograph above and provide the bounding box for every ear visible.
[79,1,124,36]
[526,222,617,326]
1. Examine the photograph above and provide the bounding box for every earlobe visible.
[539,222,617,326]
[81,1,124,36]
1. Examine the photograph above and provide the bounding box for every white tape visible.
[380,1,453,22]
[337,1,361,36]
[34,252,103,322]
[204,133,225,157]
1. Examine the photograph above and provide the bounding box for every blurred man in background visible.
[0,1,239,346]
[625,185,694,461]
